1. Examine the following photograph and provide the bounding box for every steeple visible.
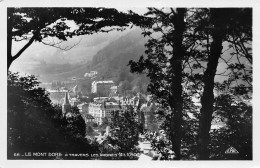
[62,92,71,115]
[63,92,70,105]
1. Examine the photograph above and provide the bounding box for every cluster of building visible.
[61,89,157,131]
[71,71,98,81]
[57,74,229,160]
[51,77,158,156]
[84,71,98,78]
[91,80,117,97]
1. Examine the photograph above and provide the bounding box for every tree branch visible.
[12,35,36,61]
[41,38,82,51]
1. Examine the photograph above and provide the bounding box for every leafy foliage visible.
[209,94,252,159]
[129,7,252,160]
[8,7,152,69]
[11,8,137,42]
[144,93,200,160]
[106,110,142,159]
[129,8,188,160]
[7,71,98,159]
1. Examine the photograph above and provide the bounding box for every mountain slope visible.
[14,28,149,89]
[89,28,147,80]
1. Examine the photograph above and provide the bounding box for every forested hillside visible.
[89,28,150,92]
[36,28,150,93]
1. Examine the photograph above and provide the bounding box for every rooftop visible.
[110,86,118,90]
[93,80,114,84]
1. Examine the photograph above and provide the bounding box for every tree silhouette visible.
[209,93,252,159]
[129,8,252,160]
[196,8,252,159]
[7,71,97,159]
[107,110,142,159]
[129,7,187,160]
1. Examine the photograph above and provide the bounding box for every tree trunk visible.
[7,56,13,71]
[198,9,225,160]
[7,8,36,70]
[169,8,186,160]
[7,8,14,71]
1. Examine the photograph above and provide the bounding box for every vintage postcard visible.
[1,0,259,168]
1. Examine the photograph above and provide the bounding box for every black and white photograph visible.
[1,0,259,167]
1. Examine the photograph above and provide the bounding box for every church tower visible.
[62,92,71,115]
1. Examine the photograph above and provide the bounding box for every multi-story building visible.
[88,101,121,125]
[77,103,89,113]
[82,113,95,123]
[77,103,97,124]
[104,102,120,122]
[88,103,104,124]
[87,93,149,125]
[91,81,114,97]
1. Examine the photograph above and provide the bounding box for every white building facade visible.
[91,80,114,95]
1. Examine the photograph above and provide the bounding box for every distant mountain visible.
[9,29,130,77]
[86,27,150,94]
[18,28,146,80]
[89,28,148,80]
[35,62,91,82]
[11,26,243,89]
[11,27,151,95]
